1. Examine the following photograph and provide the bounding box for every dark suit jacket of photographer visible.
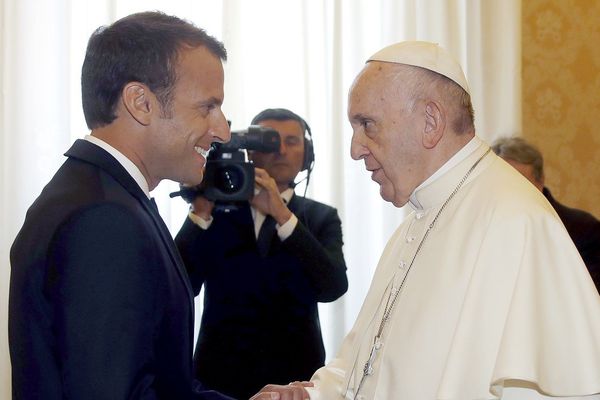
[9,139,231,400]
[544,187,600,293]
[175,194,348,399]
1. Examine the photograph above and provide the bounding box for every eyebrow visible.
[197,97,223,108]
[349,113,372,123]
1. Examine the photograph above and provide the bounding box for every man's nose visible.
[278,141,287,155]
[350,131,368,160]
[212,112,231,144]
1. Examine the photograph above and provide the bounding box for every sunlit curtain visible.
[0,0,520,396]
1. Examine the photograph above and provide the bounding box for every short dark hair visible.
[491,136,544,182]
[251,108,308,132]
[81,11,227,129]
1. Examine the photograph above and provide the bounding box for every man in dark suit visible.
[175,108,348,400]
[492,136,600,292]
[8,11,238,400]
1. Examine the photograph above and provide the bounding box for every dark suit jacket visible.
[175,195,348,399]
[9,139,231,400]
[544,187,600,292]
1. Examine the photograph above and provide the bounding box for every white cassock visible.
[307,136,600,400]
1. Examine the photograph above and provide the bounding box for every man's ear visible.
[422,100,445,149]
[121,82,154,126]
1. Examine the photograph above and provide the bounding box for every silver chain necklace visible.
[353,148,491,399]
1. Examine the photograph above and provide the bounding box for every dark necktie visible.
[256,215,276,258]
[149,197,159,213]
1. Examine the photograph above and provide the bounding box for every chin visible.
[183,173,204,186]
[380,187,408,208]
[391,198,409,208]
[379,188,394,203]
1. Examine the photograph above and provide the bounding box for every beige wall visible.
[523,0,600,218]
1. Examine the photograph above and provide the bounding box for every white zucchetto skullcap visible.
[367,41,470,94]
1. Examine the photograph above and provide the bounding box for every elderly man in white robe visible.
[252,41,600,400]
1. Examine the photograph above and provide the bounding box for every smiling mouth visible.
[194,146,210,158]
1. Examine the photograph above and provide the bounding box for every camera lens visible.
[215,165,244,194]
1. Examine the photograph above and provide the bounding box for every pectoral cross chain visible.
[354,336,382,399]
[350,148,491,400]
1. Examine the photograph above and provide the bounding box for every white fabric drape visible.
[0,1,520,397]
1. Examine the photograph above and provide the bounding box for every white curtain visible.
[0,0,521,397]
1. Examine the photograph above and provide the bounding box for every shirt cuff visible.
[277,213,298,241]
[188,210,213,230]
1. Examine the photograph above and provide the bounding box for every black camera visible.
[170,125,280,203]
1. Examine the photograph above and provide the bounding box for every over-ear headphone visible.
[300,118,315,172]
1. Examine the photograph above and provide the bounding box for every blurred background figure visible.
[175,108,348,399]
[492,136,600,292]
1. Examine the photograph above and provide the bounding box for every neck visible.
[277,183,291,193]
[91,124,157,190]
[426,132,475,176]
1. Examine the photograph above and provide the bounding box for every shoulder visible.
[33,162,154,248]
[290,195,342,232]
[465,157,562,229]
[292,195,341,221]
[291,195,338,215]
[546,192,600,231]
[54,201,155,249]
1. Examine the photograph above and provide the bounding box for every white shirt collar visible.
[409,136,482,210]
[280,188,294,204]
[84,135,151,199]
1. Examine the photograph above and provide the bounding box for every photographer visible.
[175,108,348,400]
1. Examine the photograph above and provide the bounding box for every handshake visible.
[250,381,313,400]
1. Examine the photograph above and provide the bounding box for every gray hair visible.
[397,65,475,135]
[491,137,544,182]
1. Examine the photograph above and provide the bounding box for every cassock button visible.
[406,236,415,243]
[399,260,407,269]
[416,212,424,219]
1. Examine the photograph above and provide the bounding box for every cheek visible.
[293,149,305,165]
[368,141,388,167]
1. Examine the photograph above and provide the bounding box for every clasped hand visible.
[250,168,292,225]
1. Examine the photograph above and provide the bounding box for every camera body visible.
[171,125,280,203]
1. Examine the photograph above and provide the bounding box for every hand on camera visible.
[251,168,292,225]
[191,195,214,220]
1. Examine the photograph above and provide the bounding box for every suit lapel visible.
[143,198,195,306]
[64,140,194,306]
[287,193,300,215]
[287,193,307,226]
